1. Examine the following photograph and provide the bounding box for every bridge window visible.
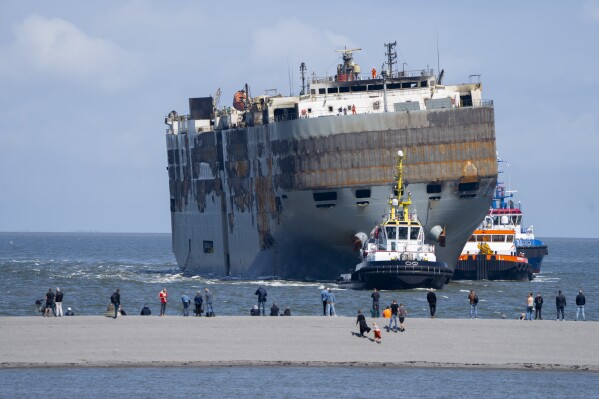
[476,235,491,242]
[351,85,367,92]
[318,88,326,94]
[339,86,350,93]
[507,235,514,242]
[468,235,476,242]
[369,84,383,90]
[492,235,504,242]
[203,241,214,254]
[387,83,402,89]
[327,87,338,94]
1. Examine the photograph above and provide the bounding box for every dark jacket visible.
[556,294,566,308]
[250,307,260,316]
[283,308,291,316]
[427,291,437,305]
[534,296,543,308]
[55,291,63,303]
[576,294,586,306]
[371,291,380,303]
[140,306,152,316]
[111,291,120,305]
[356,313,370,334]
[255,287,267,303]
[194,294,203,306]
[270,305,279,316]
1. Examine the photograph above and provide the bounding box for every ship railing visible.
[310,69,435,84]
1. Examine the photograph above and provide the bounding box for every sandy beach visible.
[1,316,597,371]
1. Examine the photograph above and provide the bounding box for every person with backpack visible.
[110,289,120,319]
[255,286,267,316]
[194,291,203,317]
[181,294,191,316]
[468,290,478,319]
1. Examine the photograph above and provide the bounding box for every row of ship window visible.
[312,80,427,95]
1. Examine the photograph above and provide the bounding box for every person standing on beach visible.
[427,289,437,318]
[388,300,399,332]
[321,287,328,316]
[468,290,478,319]
[382,306,391,319]
[556,290,566,321]
[55,287,63,317]
[356,310,371,337]
[181,294,191,316]
[398,303,407,332]
[371,288,380,318]
[526,292,534,320]
[159,288,168,317]
[534,293,544,320]
[110,289,120,319]
[194,291,203,317]
[255,286,267,316]
[44,288,55,317]
[576,290,586,321]
[204,288,214,316]
[326,289,336,316]
[373,323,382,343]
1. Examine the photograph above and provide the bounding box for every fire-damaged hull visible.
[166,107,497,280]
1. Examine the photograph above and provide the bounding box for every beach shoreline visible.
[1,316,597,371]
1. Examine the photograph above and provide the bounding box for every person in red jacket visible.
[159,288,168,317]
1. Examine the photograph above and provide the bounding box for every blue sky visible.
[1,1,598,238]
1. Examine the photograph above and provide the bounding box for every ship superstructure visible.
[165,43,497,279]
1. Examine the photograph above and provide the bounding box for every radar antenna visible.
[384,41,397,75]
[299,62,307,95]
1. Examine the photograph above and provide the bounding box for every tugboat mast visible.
[389,150,412,222]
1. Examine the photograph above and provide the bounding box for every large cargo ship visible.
[164,44,498,280]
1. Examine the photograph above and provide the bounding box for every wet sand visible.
[1,316,597,371]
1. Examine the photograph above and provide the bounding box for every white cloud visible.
[0,14,140,91]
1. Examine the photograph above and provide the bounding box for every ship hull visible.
[166,106,497,280]
[341,260,453,290]
[454,255,533,281]
[516,241,548,274]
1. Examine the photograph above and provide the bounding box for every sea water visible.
[0,233,596,320]
[1,233,597,397]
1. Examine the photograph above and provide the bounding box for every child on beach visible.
[373,323,382,343]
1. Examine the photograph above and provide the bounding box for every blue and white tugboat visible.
[485,157,548,273]
[338,151,453,290]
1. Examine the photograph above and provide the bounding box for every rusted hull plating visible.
[166,106,497,280]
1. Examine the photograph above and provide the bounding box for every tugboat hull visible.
[344,260,453,290]
[454,255,533,281]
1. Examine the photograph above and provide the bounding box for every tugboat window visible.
[203,240,214,254]
[410,227,421,240]
[492,235,504,242]
[386,226,397,240]
[507,235,514,242]
[468,235,476,242]
[398,227,408,240]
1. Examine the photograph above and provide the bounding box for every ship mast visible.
[389,150,412,222]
